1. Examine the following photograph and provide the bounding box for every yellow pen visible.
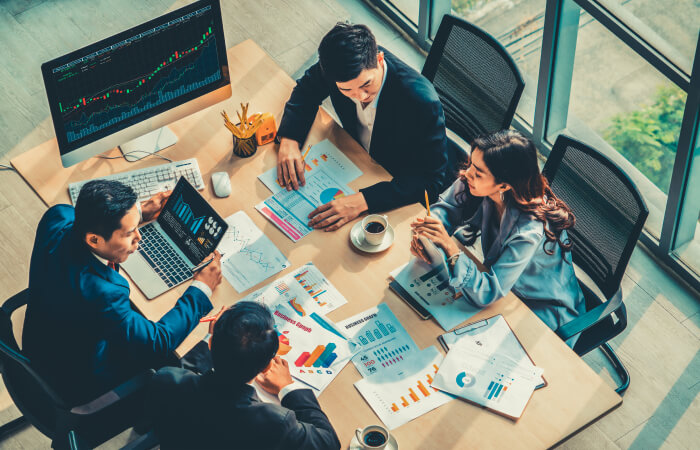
[301,145,312,161]
[424,190,431,216]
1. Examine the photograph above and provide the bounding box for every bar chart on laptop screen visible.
[50,5,221,144]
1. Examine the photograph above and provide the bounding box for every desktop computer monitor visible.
[41,0,231,167]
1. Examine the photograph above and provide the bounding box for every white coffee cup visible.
[361,214,389,246]
[355,424,391,449]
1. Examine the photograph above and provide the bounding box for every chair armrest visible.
[70,369,155,415]
[1,289,28,315]
[555,287,623,342]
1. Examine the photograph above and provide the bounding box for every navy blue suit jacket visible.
[22,205,213,404]
[146,367,341,450]
[278,48,450,213]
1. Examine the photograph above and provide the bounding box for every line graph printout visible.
[354,346,453,430]
[337,303,419,377]
[218,211,289,293]
[258,140,362,194]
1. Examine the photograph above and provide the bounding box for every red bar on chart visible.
[294,352,311,367]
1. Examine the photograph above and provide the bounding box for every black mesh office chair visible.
[0,289,155,449]
[543,135,649,395]
[422,14,525,163]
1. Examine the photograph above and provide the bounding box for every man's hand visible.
[140,191,172,223]
[410,216,461,258]
[308,192,368,231]
[193,251,223,292]
[277,138,306,190]
[255,356,293,396]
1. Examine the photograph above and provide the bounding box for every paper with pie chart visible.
[218,211,290,293]
[258,139,362,194]
[256,168,353,242]
[431,343,543,419]
[354,346,454,430]
[270,302,356,391]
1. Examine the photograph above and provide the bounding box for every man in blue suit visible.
[276,22,450,231]
[22,180,222,405]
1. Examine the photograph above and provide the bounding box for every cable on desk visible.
[97,150,173,163]
[0,163,16,172]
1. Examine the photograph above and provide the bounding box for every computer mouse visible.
[211,171,231,197]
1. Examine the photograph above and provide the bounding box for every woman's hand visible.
[410,216,461,259]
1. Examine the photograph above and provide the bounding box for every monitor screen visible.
[41,0,229,163]
[158,177,228,264]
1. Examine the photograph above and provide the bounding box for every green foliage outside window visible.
[604,85,686,194]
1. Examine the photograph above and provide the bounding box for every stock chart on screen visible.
[49,5,221,144]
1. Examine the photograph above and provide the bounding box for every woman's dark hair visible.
[318,22,378,82]
[458,130,575,255]
[74,180,137,241]
[211,302,279,384]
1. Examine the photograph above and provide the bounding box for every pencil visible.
[424,190,431,216]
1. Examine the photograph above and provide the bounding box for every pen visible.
[200,316,217,323]
[191,256,215,273]
[424,190,431,216]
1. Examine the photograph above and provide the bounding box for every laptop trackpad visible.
[122,253,169,300]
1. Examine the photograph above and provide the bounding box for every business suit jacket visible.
[146,367,341,450]
[278,48,450,213]
[22,205,213,405]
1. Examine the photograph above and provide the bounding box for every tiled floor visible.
[0,0,697,448]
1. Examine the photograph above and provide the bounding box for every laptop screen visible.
[158,177,228,264]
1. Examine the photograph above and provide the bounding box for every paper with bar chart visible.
[431,344,543,419]
[256,168,353,242]
[391,258,481,331]
[258,139,362,194]
[217,211,289,292]
[271,302,355,391]
[337,303,419,377]
[354,346,453,430]
[289,262,347,314]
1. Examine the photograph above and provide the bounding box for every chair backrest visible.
[0,289,67,439]
[542,135,649,299]
[422,14,525,146]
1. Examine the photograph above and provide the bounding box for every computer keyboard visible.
[137,223,192,288]
[68,158,205,205]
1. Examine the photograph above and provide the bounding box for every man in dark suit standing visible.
[277,22,449,231]
[146,301,341,450]
[22,180,222,405]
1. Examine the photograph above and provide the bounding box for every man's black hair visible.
[211,302,279,384]
[74,180,137,241]
[318,22,378,82]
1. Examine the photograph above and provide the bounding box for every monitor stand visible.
[119,126,178,162]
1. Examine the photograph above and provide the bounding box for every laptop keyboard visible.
[137,223,192,288]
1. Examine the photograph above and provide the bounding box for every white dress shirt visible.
[352,59,388,152]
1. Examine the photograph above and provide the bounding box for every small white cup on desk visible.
[361,214,389,246]
[355,424,391,449]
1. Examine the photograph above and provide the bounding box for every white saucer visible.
[349,434,398,450]
[350,221,394,253]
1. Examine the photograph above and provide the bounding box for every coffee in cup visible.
[361,214,389,246]
[355,425,391,449]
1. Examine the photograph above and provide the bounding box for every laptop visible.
[123,177,228,299]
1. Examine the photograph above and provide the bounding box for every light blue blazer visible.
[432,179,585,347]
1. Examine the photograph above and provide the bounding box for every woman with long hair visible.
[411,130,585,347]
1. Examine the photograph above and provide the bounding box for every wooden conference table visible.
[12,40,621,448]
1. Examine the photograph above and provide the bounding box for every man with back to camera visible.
[22,179,223,405]
[277,22,450,231]
[146,301,342,450]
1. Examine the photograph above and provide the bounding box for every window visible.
[451,0,546,125]
[388,0,420,25]
[568,17,686,238]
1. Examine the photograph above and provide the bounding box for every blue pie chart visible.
[456,371,476,388]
